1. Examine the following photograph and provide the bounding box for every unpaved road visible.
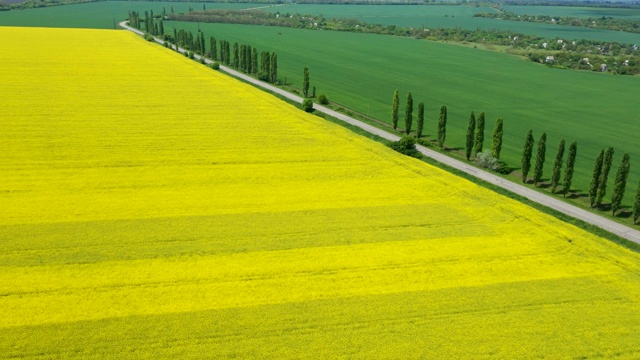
[120,22,640,245]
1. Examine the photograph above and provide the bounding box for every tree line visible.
[127,10,280,84]
[389,90,640,222]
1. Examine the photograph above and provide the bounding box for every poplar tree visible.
[596,147,615,208]
[270,52,277,83]
[474,112,485,156]
[521,129,534,183]
[210,36,217,60]
[174,28,178,51]
[246,46,253,74]
[532,132,547,186]
[465,111,476,160]
[232,42,239,68]
[391,89,399,131]
[491,118,503,160]
[551,138,565,193]
[218,39,224,62]
[633,180,640,225]
[589,149,604,208]
[251,47,258,75]
[437,105,447,149]
[199,31,205,55]
[303,67,310,97]
[405,93,413,135]
[416,102,424,138]
[261,51,270,80]
[611,153,631,216]
[562,141,578,197]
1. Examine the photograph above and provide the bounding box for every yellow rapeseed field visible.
[1,26,640,358]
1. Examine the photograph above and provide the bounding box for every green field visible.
[0,1,255,28]
[168,21,640,207]
[503,5,640,19]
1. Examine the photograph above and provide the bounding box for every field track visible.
[120,22,640,246]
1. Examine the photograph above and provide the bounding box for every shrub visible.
[317,94,329,105]
[474,150,499,171]
[302,99,314,112]
[211,61,220,70]
[144,34,154,42]
[388,136,421,158]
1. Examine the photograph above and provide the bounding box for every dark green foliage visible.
[260,51,270,80]
[473,112,485,157]
[318,94,329,105]
[270,52,277,83]
[232,42,239,68]
[404,93,413,135]
[388,136,420,158]
[198,31,205,55]
[589,149,604,208]
[391,89,399,131]
[301,98,313,112]
[611,153,631,216]
[551,138,565,193]
[211,61,220,70]
[491,118,503,160]
[302,67,310,98]
[416,102,424,139]
[465,111,476,160]
[521,129,534,183]
[251,47,258,75]
[533,132,547,186]
[633,181,640,225]
[128,11,141,29]
[596,147,615,208]
[562,141,578,197]
[209,36,217,60]
[437,105,447,149]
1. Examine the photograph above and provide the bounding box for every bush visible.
[188,51,194,59]
[144,34,154,42]
[257,72,269,82]
[317,94,329,105]
[211,61,220,70]
[474,150,499,171]
[388,136,421,158]
[302,99,314,112]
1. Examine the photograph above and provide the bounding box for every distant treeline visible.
[475,11,640,34]
[502,1,640,9]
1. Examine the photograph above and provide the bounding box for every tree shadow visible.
[565,190,586,199]
[537,182,551,189]
[615,210,632,219]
